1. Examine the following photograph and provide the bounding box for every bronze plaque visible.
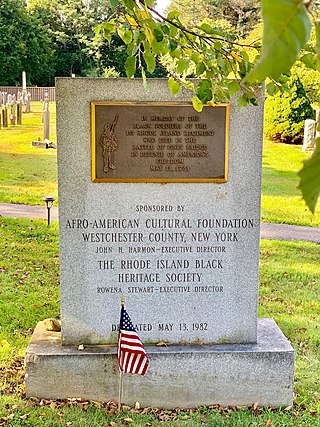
[91,102,229,183]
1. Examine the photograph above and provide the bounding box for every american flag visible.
[117,305,149,375]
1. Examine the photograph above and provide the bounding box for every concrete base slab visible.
[25,318,294,408]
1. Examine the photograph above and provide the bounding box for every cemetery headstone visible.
[10,100,16,125]
[25,92,31,113]
[25,78,294,408]
[2,105,8,128]
[316,108,320,141]
[302,119,316,152]
[43,100,50,141]
[17,99,22,125]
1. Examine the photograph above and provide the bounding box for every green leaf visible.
[153,28,163,42]
[110,0,119,10]
[118,29,132,45]
[237,93,249,109]
[125,56,136,78]
[152,39,168,55]
[196,62,206,75]
[162,25,170,35]
[191,52,200,64]
[168,77,181,96]
[169,25,178,37]
[141,67,148,90]
[198,23,214,34]
[298,143,320,213]
[169,39,178,52]
[196,79,212,104]
[143,51,156,73]
[266,81,278,96]
[168,11,180,20]
[182,80,195,92]
[228,80,241,96]
[177,58,187,74]
[103,22,115,33]
[300,52,316,69]
[192,96,203,112]
[246,0,311,83]
[171,48,182,59]
[145,0,155,7]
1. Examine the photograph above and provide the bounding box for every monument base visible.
[25,318,294,408]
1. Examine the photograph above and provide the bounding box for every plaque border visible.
[91,101,229,183]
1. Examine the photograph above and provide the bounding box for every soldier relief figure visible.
[100,114,119,172]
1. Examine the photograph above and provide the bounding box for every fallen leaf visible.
[123,417,134,423]
[134,401,140,410]
[266,419,272,426]
[252,402,259,411]
[0,340,9,347]
[19,414,30,420]
[156,341,167,347]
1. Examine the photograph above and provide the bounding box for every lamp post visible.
[42,196,55,226]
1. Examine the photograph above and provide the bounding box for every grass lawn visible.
[261,139,320,226]
[0,217,319,426]
[0,102,57,205]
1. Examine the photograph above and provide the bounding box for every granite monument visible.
[25,78,294,408]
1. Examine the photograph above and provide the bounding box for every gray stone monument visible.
[25,78,294,408]
[17,99,23,125]
[42,100,50,141]
[10,100,16,125]
[2,105,8,128]
[302,119,316,152]
[25,92,31,113]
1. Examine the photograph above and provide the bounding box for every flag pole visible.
[118,293,125,413]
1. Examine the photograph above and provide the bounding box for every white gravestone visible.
[302,119,316,152]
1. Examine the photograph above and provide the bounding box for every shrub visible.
[264,76,314,144]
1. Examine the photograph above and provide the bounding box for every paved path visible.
[0,202,319,244]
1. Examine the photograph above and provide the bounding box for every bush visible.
[264,76,314,144]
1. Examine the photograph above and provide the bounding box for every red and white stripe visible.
[118,330,149,375]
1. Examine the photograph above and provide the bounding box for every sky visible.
[154,0,172,15]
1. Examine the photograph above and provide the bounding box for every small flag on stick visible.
[117,299,149,376]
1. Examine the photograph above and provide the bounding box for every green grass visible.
[261,139,320,226]
[0,102,57,205]
[0,217,319,426]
